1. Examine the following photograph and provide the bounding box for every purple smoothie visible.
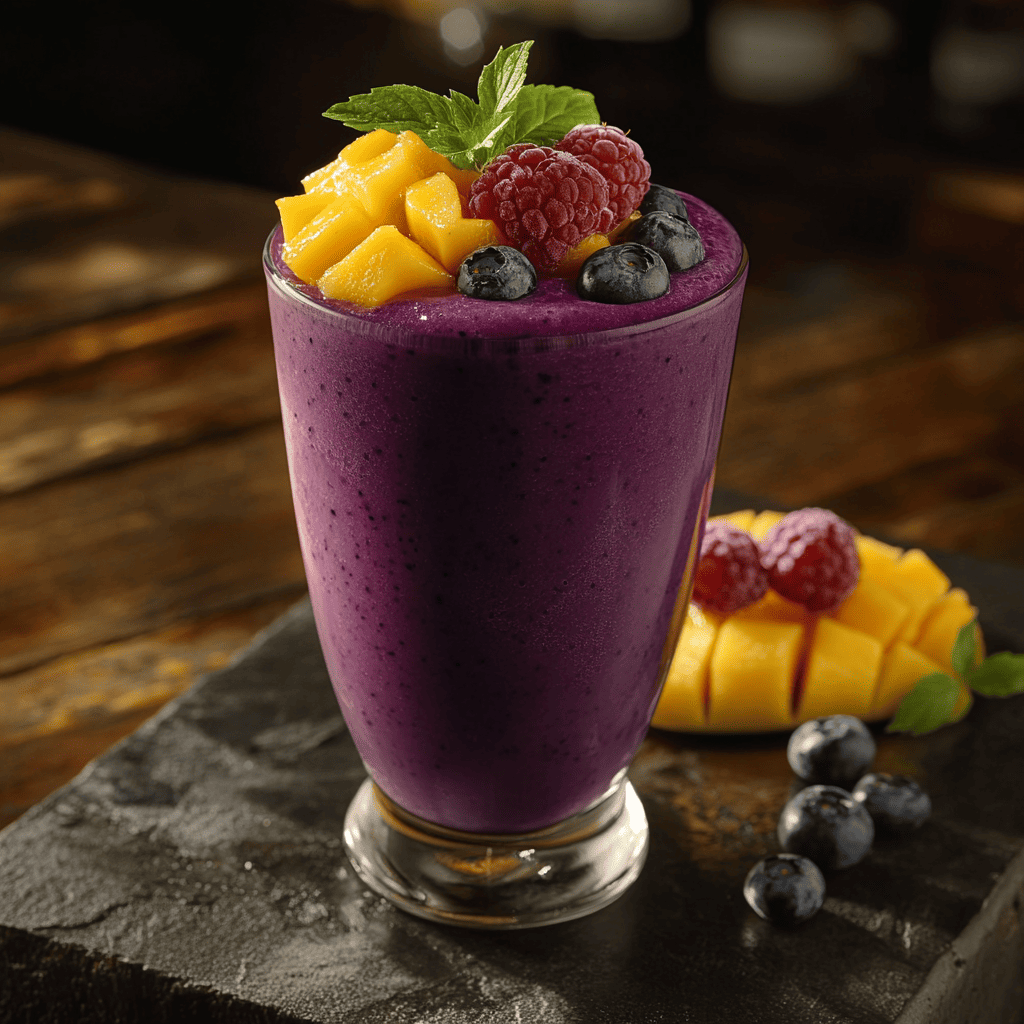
[266,192,746,833]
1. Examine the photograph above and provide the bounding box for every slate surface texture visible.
[1,523,1023,1024]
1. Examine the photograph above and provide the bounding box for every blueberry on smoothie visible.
[626,212,705,271]
[458,246,538,300]
[744,853,826,926]
[639,183,690,222]
[576,243,670,303]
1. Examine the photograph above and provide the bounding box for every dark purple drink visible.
[266,192,745,836]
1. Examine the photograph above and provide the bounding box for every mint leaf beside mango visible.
[887,621,1024,735]
[322,40,600,170]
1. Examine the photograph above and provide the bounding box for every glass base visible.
[343,771,649,929]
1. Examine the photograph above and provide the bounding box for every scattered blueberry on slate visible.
[577,243,670,303]
[778,784,875,871]
[787,715,877,789]
[639,183,690,222]
[744,853,826,926]
[626,211,705,271]
[852,773,932,837]
[457,245,537,300]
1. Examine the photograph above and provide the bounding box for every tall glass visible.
[264,197,747,928]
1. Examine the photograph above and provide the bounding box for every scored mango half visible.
[276,130,497,306]
[652,511,981,733]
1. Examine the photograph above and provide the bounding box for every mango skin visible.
[652,511,979,733]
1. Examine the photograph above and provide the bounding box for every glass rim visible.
[263,225,749,348]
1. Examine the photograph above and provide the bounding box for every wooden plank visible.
[0,298,280,493]
[0,423,306,677]
[0,597,300,748]
[717,325,1024,507]
[0,282,269,390]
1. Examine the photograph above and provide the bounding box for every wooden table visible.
[1,125,1023,832]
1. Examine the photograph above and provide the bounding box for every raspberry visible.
[761,508,860,612]
[555,125,651,226]
[692,520,768,615]
[468,145,615,269]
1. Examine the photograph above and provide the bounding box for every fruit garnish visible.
[786,715,876,789]
[778,785,875,871]
[457,245,537,300]
[625,210,706,271]
[887,619,1024,735]
[639,184,690,222]
[851,773,932,836]
[692,519,768,615]
[576,243,669,303]
[743,854,826,926]
[761,508,861,613]
[467,143,615,269]
[322,41,600,171]
[554,125,651,225]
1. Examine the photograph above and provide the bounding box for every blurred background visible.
[1,0,1022,825]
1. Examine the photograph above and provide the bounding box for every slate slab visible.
[2,525,1023,1023]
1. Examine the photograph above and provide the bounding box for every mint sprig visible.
[887,620,1024,735]
[322,40,600,170]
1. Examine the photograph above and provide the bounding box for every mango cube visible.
[651,605,720,731]
[553,233,610,278]
[733,589,807,625]
[405,173,502,274]
[318,225,452,306]
[872,642,945,718]
[799,616,882,720]
[890,549,951,645]
[303,129,399,194]
[706,619,801,731]
[282,193,376,284]
[916,588,979,672]
[856,534,903,586]
[833,576,910,648]
[276,192,337,243]
[749,509,785,541]
[713,509,756,532]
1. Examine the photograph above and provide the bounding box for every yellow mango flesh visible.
[282,193,376,285]
[650,605,719,731]
[800,617,882,720]
[652,510,979,733]
[553,233,610,278]
[302,129,400,194]
[318,225,452,306]
[405,173,502,274]
[833,576,909,647]
[276,192,337,243]
[706,619,800,731]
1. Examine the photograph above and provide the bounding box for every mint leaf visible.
[323,85,455,135]
[321,41,600,170]
[951,619,978,677]
[512,85,601,146]
[967,651,1024,697]
[477,40,532,117]
[886,672,962,735]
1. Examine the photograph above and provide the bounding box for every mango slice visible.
[302,129,400,194]
[653,510,980,734]
[282,193,376,285]
[318,226,452,306]
[650,605,720,731]
[405,173,502,274]
[553,233,610,278]
[800,617,882,720]
[706,619,801,731]
[275,192,337,243]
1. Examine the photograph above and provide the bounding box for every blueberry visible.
[852,773,932,837]
[576,243,669,303]
[743,853,826,926]
[457,246,537,300]
[626,212,705,271]
[778,784,875,870]
[639,183,690,222]
[787,715,876,788]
